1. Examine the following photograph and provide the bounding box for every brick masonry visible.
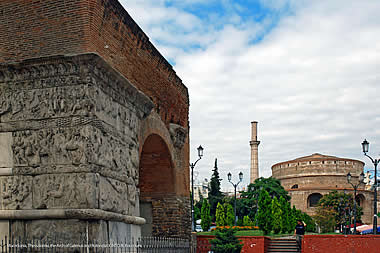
[302,235,380,253]
[198,235,380,253]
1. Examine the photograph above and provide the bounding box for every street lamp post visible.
[344,189,348,235]
[227,171,243,226]
[190,145,204,232]
[361,139,379,234]
[347,171,365,234]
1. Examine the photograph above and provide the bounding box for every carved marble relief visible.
[0,86,94,122]
[169,123,187,149]
[0,62,79,87]
[99,176,137,216]
[25,220,86,242]
[88,86,140,136]
[12,128,86,167]
[33,173,98,209]
[0,176,32,209]
[11,126,139,185]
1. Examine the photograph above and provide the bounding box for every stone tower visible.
[250,121,260,184]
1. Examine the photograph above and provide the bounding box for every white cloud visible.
[122,0,380,190]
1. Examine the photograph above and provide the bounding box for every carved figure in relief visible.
[38,129,52,158]
[46,176,65,203]
[12,91,24,116]
[13,135,28,165]
[2,177,31,209]
[67,179,82,206]
[28,90,41,115]
[64,130,84,165]
[0,97,11,116]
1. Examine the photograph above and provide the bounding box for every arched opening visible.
[308,193,323,208]
[291,184,298,189]
[356,194,365,208]
[139,134,175,236]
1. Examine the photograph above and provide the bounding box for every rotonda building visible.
[272,153,374,224]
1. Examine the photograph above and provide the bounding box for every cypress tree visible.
[209,158,223,220]
[225,203,235,226]
[279,196,292,233]
[210,228,243,253]
[201,199,211,231]
[271,196,283,234]
[216,202,226,226]
[243,215,254,226]
[257,189,273,235]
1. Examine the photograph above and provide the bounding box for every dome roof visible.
[271,153,364,168]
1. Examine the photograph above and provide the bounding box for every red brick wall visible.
[0,0,189,129]
[197,235,270,253]
[139,134,174,194]
[302,235,380,253]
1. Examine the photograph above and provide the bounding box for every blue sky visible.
[122,0,380,191]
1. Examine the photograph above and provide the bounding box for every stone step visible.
[267,238,300,253]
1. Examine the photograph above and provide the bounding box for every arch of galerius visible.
[0,0,190,242]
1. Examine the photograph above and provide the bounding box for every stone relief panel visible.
[88,86,140,137]
[0,176,33,210]
[25,219,86,241]
[11,126,139,183]
[99,176,138,216]
[0,86,94,122]
[12,128,87,167]
[33,173,98,209]
[0,84,141,138]
[0,62,80,89]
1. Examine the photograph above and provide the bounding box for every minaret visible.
[250,121,260,184]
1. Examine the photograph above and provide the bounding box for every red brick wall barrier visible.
[302,235,380,253]
[197,235,270,253]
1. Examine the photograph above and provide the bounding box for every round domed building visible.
[271,153,373,224]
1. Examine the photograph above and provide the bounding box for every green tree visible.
[257,189,273,235]
[288,205,297,233]
[318,190,361,228]
[301,212,316,232]
[313,206,336,233]
[201,199,211,231]
[209,158,223,221]
[271,197,283,234]
[210,228,243,253]
[225,203,235,226]
[279,196,292,233]
[243,215,254,226]
[216,202,226,226]
[240,177,290,223]
[194,203,201,222]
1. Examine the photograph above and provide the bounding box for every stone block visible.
[0,133,13,168]
[33,173,98,209]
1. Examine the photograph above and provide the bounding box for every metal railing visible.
[0,236,191,253]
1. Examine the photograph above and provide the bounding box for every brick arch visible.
[138,111,190,237]
[139,133,175,195]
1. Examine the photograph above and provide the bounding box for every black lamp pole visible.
[227,171,243,226]
[344,189,348,235]
[362,139,379,234]
[190,145,204,232]
[347,171,365,234]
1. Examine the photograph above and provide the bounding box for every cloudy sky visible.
[121,0,380,191]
